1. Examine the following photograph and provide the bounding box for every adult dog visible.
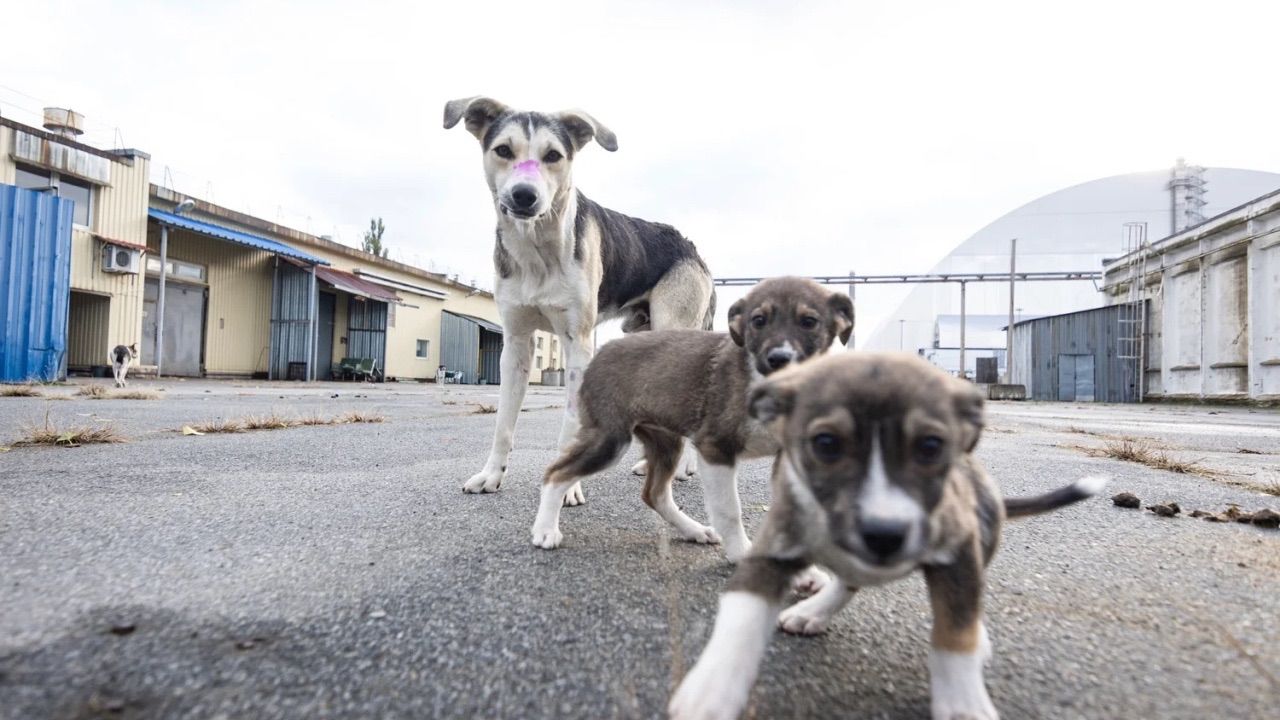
[109,343,137,388]
[444,96,715,505]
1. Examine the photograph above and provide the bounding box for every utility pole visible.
[847,269,856,349]
[898,319,905,351]
[1005,238,1017,383]
[959,280,967,380]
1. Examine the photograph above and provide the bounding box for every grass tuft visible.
[472,404,497,414]
[296,414,336,426]
[75,385,109,398]
[1083,438,1213,477]
[242,413,296,431]
[15,411,125,448]
[112,390,159,400]
[337,410,386,424]
[189,419,245,434]
[0,384,43,397]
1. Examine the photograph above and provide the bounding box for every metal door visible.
[1074,354,1096,402]
[1057,354,1095,402]
[347,298,387,375]
[143,278,205,377]
[317,292,336,380]
[0,185,72,382]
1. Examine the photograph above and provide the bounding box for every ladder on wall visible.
[1117,222,1148,402]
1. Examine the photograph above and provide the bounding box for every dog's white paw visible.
[680,524,722,545]
[531,526,563,550]
[790,566,830,597]
[631,459,647,476]
[778,603,832,636]
[562,482,585,507]
[930,641,998,720]
[463,467,504,494]
[723,539,752,564]
[931,693,998,720]
[668,664,749,720]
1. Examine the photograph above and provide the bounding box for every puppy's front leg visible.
[925,542,998,720]
[669,557,804,720]
[697,458,751,562]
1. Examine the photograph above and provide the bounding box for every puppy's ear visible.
[727,298,748,347]
[556,110,618,152]
[443,96,509,142]
[748,374,797,424]
[952,379,986,453]
[827,292,854,346]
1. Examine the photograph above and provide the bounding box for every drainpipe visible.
[1005,238,1017,383]
[959,279,967,380]
[846,269,856,349]
[309,264,318,381]
[156,225,168,377]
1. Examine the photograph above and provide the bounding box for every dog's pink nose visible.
[514,160,539,175]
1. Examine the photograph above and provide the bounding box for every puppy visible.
[669,352,1106,720]
[109,343,138,388]
[531,276,853,563]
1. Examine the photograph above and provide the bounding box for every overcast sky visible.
[5,0,1280,342]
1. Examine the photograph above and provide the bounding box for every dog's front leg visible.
[925,541,998,720]
[556,336,594,506]
[668,556,804,720]
[697,458,751,562]
[463,331,534,494]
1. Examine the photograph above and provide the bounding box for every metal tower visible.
[1117,222,1148,402]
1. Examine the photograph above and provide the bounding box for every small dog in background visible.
[669,352,1106,720]
[109,343,137,388]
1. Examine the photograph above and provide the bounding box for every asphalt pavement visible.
[0,378,1277,719]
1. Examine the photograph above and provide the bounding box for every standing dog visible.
[109,343,138,388]
[445,97,715,506]
[669,353,1106,720]
[531,277,852,560]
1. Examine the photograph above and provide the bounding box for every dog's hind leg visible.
[925,539,998,720]
[635,426,719,545]
[118,362,129,388]
[532,427,629,549]
[464,330,535,494]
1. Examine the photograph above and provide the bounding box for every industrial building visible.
[1,109,555,384]
[1008,305,1141,403]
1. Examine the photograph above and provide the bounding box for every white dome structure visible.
[864,163,1280,361]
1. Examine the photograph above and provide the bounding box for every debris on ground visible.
[1146,501,1181,517]
[1251,508,1280,528]
[108,623,136,636]
[1112,492,1141,509]
[1182,504,1280,528]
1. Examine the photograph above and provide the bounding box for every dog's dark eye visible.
[543,149,563,163]
[751,315,767,329]
[799,315,818,329]
[494,144,514,159]
[811,433,842,463]
[915,436,945,464]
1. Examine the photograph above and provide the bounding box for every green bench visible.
[332,357,381,382]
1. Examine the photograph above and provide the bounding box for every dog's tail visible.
[702,288,717,331]
[1004,476,1108,519]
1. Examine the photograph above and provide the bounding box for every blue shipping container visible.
[0,184,74,382]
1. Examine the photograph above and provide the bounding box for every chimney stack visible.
[42,107,85,139]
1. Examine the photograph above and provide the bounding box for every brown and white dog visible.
[445,97,715,506]
[530,277,853,564]
[109,343,138,388]
[669,352,1106,720]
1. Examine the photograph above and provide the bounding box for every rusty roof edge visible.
[0,116,144,165]
[149,183,493,299]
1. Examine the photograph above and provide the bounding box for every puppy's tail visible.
[1004,476,1108,519]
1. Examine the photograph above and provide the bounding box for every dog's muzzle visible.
[501,183,540,219]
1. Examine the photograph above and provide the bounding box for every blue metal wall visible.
[0,185,73,382]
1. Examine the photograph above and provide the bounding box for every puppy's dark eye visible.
[915,436,945,464]
[799,315,818,329]
[543,149,563,163]
[811,433,842,463]
[494,144,514,159]
[751,315,767,328]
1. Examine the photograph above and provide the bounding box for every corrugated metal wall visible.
[0,185,73,382]
[1009,304,1142,403]
[439,311,479,384]
[269,260,313,380]
[347,297,387,374]
[67,291,110,367]
[479,330,502,384]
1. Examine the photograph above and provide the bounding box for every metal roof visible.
[315,265,400,304]
[443,310,503,335]
[148,208,328,265]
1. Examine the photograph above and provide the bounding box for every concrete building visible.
[922,314,1013,378]
[1,110,151,374]
[864,163,1280,357]
[1102,187,1280,402]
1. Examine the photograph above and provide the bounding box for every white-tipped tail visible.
[1074,475,1109,497]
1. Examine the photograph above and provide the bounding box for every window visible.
[416,339,430,359]
[536,355,543,369]
[537,337,544,349]
[15,165,93,227]
[145,256,207,282]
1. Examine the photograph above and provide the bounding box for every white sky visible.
[5,0,1280,342]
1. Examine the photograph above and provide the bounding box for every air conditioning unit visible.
[101,244,141,274]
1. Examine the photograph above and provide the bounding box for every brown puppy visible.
[530,277,853,561]
[669,352,1106,720]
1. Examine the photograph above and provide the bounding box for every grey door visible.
[347,298,387,376]
[1057,354,1095,402]
[142,277,205,377]
[317,292,336,380]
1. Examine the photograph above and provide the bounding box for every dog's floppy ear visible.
[556,110,618,152]
[727,297,748,347]
[443,96,509,142]
[951,379,986,453]
[748,372,797,425]
[827,292,854,346]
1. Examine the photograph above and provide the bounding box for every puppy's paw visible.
[778,604,831,636]
[680,524,722,545]
[723,539,752,564]
[631,459,647,476]
[790,566,830,597]
[930,643,998,720]
[463,467,504,494]
[530,527,563,550]
[931,698,998,720]
[562,482,586,507]
[673,465,695,482]
[668,666,748,720]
